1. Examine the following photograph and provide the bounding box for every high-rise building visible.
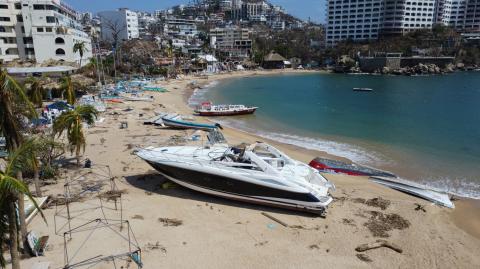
[0,0,92,65]
[98,8,139,43]
[325,0,385,46]
[437,0,480,31]
[210,26,252,60]
[326,0,479,46]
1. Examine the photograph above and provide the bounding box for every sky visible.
[67,0,326,23]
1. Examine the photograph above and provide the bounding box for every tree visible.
[73,41,89,67]
[0,139,46,269]
[0,69,37,250]
[53,105,98,167]
[25,77,45,108]
[61,75,75,105]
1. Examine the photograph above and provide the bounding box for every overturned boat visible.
[162,114,221,130]
[309,157,397,178]
[136,142,335,215]
[370,176,455,208]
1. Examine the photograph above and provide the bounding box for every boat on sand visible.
[195,102,258,116]
[136,142,335,215]
[309,157,397,177]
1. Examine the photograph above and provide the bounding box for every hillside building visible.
[98,8,139,43]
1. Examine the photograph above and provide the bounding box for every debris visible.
[132,215,144,220]
[342,218,356,226]
[100,138,106,144]
[356,253,373,262]
[363,211,410,238]
[145,241,166,253]
[355,239,403,253]
[414,203,426,212]
[365,197,391,210]
[309,244,320,250]
[254,241,268,247]
[158,218,183,227]
[261,212,288,227]
[145,191,152,195]
[98,190,126,201]
[267,223,276,229]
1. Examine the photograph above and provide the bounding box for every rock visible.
[456,62,465,69]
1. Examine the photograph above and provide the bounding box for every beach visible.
[21,70,480,269]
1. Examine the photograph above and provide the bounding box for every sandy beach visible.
[20,69,480,269]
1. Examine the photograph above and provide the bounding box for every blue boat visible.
[162,115,221,130]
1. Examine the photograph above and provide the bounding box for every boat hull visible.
[146,161,330,214]
[162,118,219,130]
[195,108,257,116]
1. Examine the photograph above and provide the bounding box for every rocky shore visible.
[342,63,479,75]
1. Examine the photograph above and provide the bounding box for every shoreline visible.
[173,69,480,238]
[20,69,480,268]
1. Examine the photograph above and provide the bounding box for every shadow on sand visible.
[125,172,319,218]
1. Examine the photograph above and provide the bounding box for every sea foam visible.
[187,80,219,107]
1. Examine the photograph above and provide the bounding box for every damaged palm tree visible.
[53,105,98,167]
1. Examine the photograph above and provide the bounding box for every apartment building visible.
[326,0,479,46]
[326,0,385,46]
[382,0,437,36]
[210,26,252,60]
[437,0,480,31]
[163,17,198,38]
[98,8,139,43]
[0,0,92,65]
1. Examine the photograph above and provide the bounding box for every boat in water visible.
[309,157,397,177]
[136,142,335,215]
[195,102,258,116]
[353,87,373,92]
[162,114,221,130]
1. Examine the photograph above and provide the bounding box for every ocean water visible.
[190,72,480,199]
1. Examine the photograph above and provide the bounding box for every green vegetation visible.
[53,105,98,167]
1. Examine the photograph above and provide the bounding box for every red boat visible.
[309,157,397,177]
[195,102,258,116]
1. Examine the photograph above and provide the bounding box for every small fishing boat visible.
[195,102,258,116]
[370,176,454,208]
[136,142,335,215]
[124,95,154,102]
[162,114,221,130]
[353,87,373,92]
[309,157,397,177]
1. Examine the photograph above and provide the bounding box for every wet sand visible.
[18,69,480,269]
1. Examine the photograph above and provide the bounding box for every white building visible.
[0,0,92,66]
[437,0,480,31]
[98,8,139,43]
[163,17,198,38]
[326,0,480,46]
[326,0,385,46]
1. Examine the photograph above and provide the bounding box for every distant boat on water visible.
[353,87,373,92]
[195,102,258,116]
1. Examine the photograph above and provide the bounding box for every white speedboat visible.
[136,142,335,215]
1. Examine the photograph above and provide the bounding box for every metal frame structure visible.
[54,165,124,237]
[63,218,142,269]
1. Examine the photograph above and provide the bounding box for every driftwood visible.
[261,212,288,227]
[355,239,403,253]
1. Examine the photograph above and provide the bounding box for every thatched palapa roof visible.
[264,51,286,62]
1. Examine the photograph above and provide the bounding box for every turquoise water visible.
[190,72,480,198]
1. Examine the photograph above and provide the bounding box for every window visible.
[55,48,65,55]
[0,4,8,9]
[45,27,52,32]
[33,4,45,10]
[16,15,23,22]
[37,27,44,32]
[15,3,21,9]
[23,37,33,44]
[0,17,11,22]
[0,26,5,33]
[46,16,55,23]
[55,37,65,44]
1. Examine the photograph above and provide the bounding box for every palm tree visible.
[0,140,46,269]
[73,41,89,67]
[25,77,45,108]
[61,75,75,105]
[53,105,98,167]
[0,68,37,250]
